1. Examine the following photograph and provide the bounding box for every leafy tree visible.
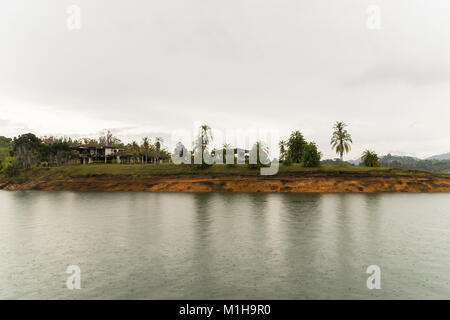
[40,138,73,166]
[12,133,41,169]
[82,137,99,146]
[125,141,141,163]
[331,121,352,164]
[0,136,12,162]
[99,130,121,147]
[301,142,321,167]
[0,157,22,178]
[132,141,141,162]
[0,136,12,148]
[287,131,306,163]
[362,150,381,167]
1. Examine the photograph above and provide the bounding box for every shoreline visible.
[1,173,450,192]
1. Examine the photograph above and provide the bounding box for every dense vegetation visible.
[0,136,12,161]
[1,122,449,179]
[0,131,171,178]
[278,130,321,167]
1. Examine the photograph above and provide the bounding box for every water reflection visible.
[0,191,450,299]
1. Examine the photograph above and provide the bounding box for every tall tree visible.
[99,130,121,147]
[142,137,150,163]
[301,142,321,167]
[279,140,287,162]
[249,141,269,169]
[155,137,163,164]
[131,141,140,163]
[12,133,41,169]
[193,124,213,166]
[222,143,233,164]
[286,131,306,163]
[330,121,352,164]
[199,124,212,153]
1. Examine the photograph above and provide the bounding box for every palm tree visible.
[131,141,140,163]
[249,141,269,168]
[192,124,213,167]
[222,143,232,164]
[362,150,380,167]
[141,137,150,163]
[199,124,213,153]
[279,140,287,162]
[155,137,163,164]
[331,121,352,165]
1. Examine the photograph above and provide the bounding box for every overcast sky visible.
[1,0,449,159]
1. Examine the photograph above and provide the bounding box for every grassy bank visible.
[1,163,449,184]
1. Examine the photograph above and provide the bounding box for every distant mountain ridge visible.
[349,152,450,164]
[426,153,450,161]
[343,153,450,173]
[347,158,361,165]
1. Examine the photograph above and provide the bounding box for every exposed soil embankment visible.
[1,173,450,192]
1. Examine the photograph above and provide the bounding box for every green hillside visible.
[380,154,450,173]
[0,136,12,161]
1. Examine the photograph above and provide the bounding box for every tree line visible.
[173,121,358,169]
[4,121,442,177]
[0,131,170,177]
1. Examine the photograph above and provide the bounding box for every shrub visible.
[362,150,381,167]
[193,163,212,170]
[282,158,292,166]
[1,157,22,178]
[286,131,306,163]
[301,142,321,167]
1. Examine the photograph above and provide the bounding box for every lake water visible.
[1,191,449,299]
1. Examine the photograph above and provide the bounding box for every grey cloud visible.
[1,1,450,158]
[0,119,11,126]
[345,64,450,87]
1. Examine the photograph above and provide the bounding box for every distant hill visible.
[337,153,450,173]
[320,158,355,166]
[347,158,361,165]
[426,153,450,161]
[381,154,450,173]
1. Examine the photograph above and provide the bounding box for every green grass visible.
[3,163,448,183]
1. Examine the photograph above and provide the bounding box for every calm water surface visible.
[1,191,449,299]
